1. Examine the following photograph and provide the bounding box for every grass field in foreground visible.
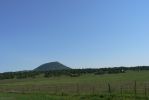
[0,70,149,100]
[0,93,148,100]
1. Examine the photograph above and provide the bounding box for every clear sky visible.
[0,0,149,72]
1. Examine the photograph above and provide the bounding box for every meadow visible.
[0,70,149,100]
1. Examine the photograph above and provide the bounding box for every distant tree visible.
[0,72,15,80]
[94,70,105,75]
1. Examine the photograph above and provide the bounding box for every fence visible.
[0,81,149,97]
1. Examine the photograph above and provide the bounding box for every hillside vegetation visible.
[34,61,71,71]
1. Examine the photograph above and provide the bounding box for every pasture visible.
[0,70,149,100]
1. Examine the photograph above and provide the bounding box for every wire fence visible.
[0,81,149,97]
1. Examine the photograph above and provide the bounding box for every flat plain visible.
[0,70,149,100]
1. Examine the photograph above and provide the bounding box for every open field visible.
[0,70,149,100]
[0,93,148,100]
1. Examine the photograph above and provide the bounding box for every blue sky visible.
[0,0,149,72]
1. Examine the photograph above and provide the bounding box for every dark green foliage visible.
[44,72,53,78]
[44,71,60,77]
[108,69,125,74]
[0,72,15,80]
[0,66,149,80]
[15,71,38,79]
[94,70,105,75]
[0,71,40,80]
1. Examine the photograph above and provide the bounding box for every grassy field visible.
[0,70,149,100]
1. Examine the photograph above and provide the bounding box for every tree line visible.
[0,66,149,80]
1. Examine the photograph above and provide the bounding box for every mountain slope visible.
[34,61,71,71]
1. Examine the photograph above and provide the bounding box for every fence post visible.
[92,85,95,95]
[120,85,123,96]
[61,87,64,96]
[76,83,80,95]
[134,81,137,97]
[144,85,147,99]
[108,83,111,94]
[55,85,58,94]
[145,85,146,96]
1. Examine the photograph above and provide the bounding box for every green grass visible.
[0,93,148,100]
[0,70,149,100]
